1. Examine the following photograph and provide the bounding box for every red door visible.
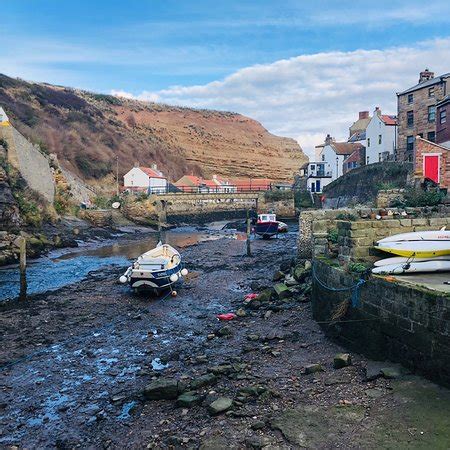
[424,155,439,183]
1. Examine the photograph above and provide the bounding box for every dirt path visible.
[1,233,450,449]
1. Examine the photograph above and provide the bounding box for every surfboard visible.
[376,240,450,258]
[372,260,450,275]
[374,255,450,267]
[377,230,450,244]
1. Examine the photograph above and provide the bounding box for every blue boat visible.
[255,213,279,239]
[120,243,188,292]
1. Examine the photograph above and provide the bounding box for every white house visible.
[304,162,333,193]
[123,165,167,194]
[365,107,397,164]
[0,107,9,124]
[316,135,364,181]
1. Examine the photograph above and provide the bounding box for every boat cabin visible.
[258,214,277,223]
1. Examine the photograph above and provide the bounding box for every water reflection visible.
[0,228,243,302]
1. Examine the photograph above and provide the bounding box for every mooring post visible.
[246,210,252,257]
[19,236,27,300]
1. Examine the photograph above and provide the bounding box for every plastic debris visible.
[244,293,258,301]
[217,313,237,321]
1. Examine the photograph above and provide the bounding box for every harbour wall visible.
[312,260,450,387]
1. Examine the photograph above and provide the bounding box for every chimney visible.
[419,68,434,84]
[325,134,333,145]
[212,174,217,180]
[374,106,381,117]
[134,161,140,168]
[359,111,369,120]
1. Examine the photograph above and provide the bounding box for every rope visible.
[312,262,365,307]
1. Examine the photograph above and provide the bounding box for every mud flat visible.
[1,232,450,448]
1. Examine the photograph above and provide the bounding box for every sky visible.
[1,0,450,158]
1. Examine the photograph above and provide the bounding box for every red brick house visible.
[414,136,450,188]
[343,145,366,174]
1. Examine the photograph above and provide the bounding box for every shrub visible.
[336,212,356,221]
[327,228,339,244]
[93,196,110,209]
[264,190,293,202]
[0,138,8,150]
[294,190,313,208]
[402,187,444,207]
[348,262,369,275]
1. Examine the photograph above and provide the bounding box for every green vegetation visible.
[294,190,313,208]
[93,196,110,209]
[327,228,339,244]
[0,138,8,150]
[391,187,445,208]
[347,262,369,274]
[14,192,42,227]
[75,155,112,179]
[377,181,400,190]
[87,93,123,106]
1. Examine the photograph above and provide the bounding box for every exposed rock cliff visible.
[0,74,307,190]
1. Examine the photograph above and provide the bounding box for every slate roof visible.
[398,73,450,96]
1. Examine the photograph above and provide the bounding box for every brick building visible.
[397,69,450,162]
[414,136,450,189]
[437,95,450,148]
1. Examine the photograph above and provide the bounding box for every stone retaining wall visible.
[299,206,450,261]
[312,260,450,387]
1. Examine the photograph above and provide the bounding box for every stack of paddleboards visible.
[372,229,450,275]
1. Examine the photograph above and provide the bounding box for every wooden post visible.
[19,236,27,300]
[246,210,252,257]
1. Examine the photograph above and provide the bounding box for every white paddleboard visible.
[376,240,450,258]
[378,230,450,244]
[372,260,450,275]
[374,255,450,267]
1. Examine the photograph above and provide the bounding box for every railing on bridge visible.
[124,183,294,196]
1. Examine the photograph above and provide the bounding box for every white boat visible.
[120,243,188,291]
[378,229,450,244]
[372,260,450,275]
[374,255,450,267]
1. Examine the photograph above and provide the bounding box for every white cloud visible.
[112,38,450,159]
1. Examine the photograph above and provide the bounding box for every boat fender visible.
[181,268,188,276]
[217,313,236,321]
[170,274,179,282]
[171,290,178,297]
[119,275,128,284]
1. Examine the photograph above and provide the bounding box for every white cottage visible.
[365,107,397,164]
[123,165,167,194]
[0,107,9,124]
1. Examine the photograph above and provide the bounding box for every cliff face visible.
[0,74,306,190]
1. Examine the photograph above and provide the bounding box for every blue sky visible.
[2,0,450,155]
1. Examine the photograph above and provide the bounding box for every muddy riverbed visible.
[1,230,450,449]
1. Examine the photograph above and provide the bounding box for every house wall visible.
[414,137,450,188]
[437,101,450,148]
[149,177,167,194]
[365,115,396,164]
[124,168,150,188]
[397,76,449,161]
[320,145,344,180]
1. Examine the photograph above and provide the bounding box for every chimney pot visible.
[151,163,157,170]
[419,69,434,83]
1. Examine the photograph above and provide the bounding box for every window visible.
[407,111,414,127]
[378,134,382,144]
[321,154,325,161]
[310,164,315,171]
[407,136,414,152]
[367,138,370,147]
[407,93,414,104]
[428,105,436,123]
[366,156,370,164]
[379,153,382,162]
[427,131,436,142]
[428,87,435,97]
[441,109,447,124]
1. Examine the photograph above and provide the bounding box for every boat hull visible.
[128,262,183,290]
[378,230,450,244]
[255,221,279,239]
[374,255,450,267]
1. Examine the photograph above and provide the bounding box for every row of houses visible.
[123,166,278,194]
[301,69,450,193]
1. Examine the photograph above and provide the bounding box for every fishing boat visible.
[254,213,279,239]
[278,221,288,233]
[119,243,188,292]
